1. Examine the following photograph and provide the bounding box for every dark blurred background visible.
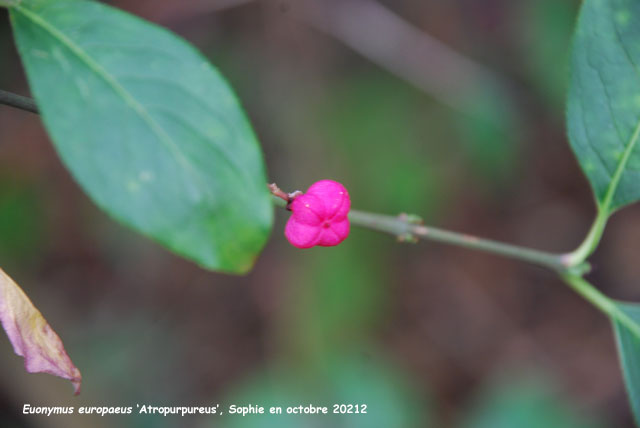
[0,0,635,426]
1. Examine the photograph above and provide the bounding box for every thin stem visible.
[562,274,640,338]
[562,274,616,317]
[271,194,583,274]
[565,206,608,266]
[348,210,577,273]
[0,89,38,114]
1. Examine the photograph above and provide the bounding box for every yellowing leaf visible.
[0,268,81,394]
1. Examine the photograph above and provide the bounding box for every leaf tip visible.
[0,268,82,394]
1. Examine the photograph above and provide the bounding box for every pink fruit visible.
[284,180,351,248]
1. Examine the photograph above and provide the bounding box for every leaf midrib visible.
[600,8,640,213]
[601,118,640,212]
[11,3,205,196]
[614,304,640,341]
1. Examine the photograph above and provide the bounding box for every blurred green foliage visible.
[216,353,427,428]
[287,239,387,361]
[460,372,604,428]
[317,71,441,213]
[0,176,45,267]
[456,83,520,185]
[522,0,578,110]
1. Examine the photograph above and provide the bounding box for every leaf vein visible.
[600,2,640,211]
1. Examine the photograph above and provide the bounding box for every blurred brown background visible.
[0,0,635,426]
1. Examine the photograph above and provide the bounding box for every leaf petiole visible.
[564,206,609,267]
[562,274,640,340]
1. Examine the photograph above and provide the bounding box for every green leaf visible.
[8,0,272,273]
[612,301,640,425]
[567,0,640,213]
